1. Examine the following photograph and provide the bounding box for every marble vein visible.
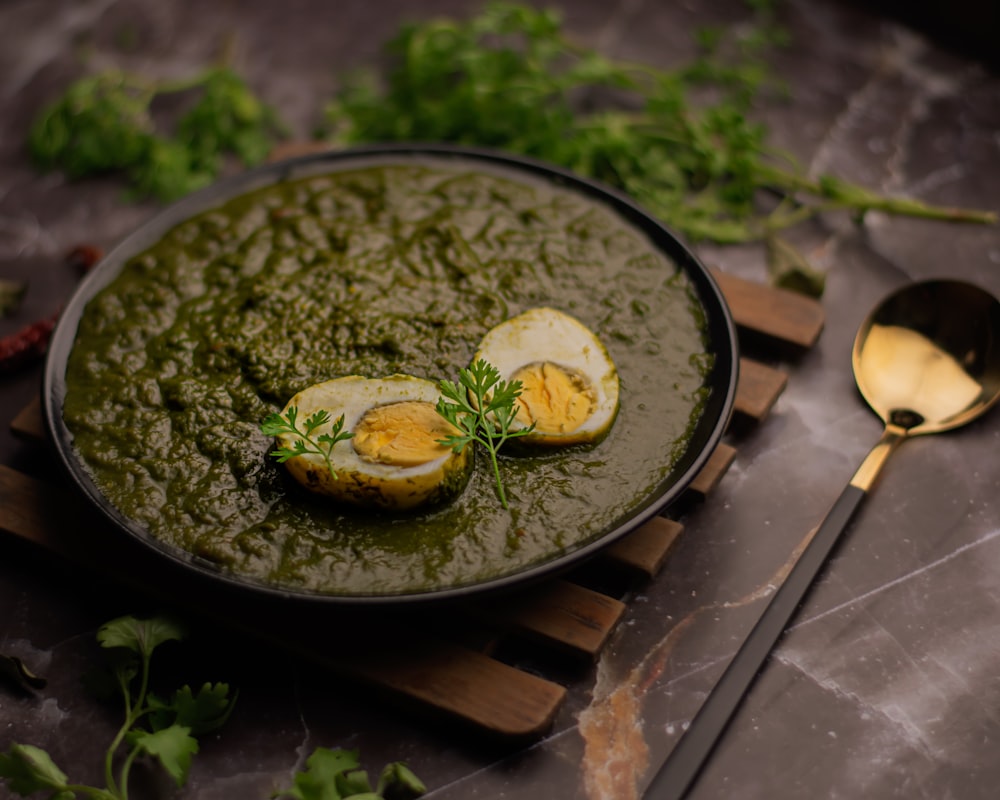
[285,665,317,785]
[0,0,119,102]
[576,556,794,799]
[807,23,970,199]
[575,504,1000,799]
[788,525,1000,632]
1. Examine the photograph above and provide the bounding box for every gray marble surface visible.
[2,1,999,798]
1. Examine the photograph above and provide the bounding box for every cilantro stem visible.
[1,616,235,800]
[753,162,999,224]
[103,637,154,800]
[260,407,353,478]
[476,402,512,510]
[322,1,996,265]
[436,359,534,510]
[151,69,218,95]
[65,786,117,800]
[117,747,142,800]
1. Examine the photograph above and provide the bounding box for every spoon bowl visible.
[647,278,1000,800]
[849,280,1000,492]
[854,279,1000,433]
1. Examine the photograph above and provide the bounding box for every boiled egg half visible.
[273,375,472,511]
[473,307,620,447]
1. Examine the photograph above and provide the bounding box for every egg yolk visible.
[353,401,456,467]
[511,362,596,434]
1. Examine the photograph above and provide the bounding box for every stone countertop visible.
[2,1,999,798]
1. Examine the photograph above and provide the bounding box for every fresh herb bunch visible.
[28,66,285,201]
[274,746,426,800]
[323,2,995,256]
[0,617,426,799]
[436,358,535,510]
[0,615,237,799]
[261,406,353,478]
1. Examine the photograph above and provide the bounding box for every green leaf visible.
[2,614,238,800]
[376,761,427,797]
[436,358,532,509]
[27,65,285,202]
[261,406,352,477]
[274,747,362,800]
[318,0,994,278]
[97,614,186,660]
[148,682,238,735]
[130,725,199,788]
[178,68,286,168]
[765,232,826,298]
[28,71,155,176]
[127,136,215,202]
[0,744,71,797]
[335,769,372,796]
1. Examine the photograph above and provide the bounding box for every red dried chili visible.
[65,244,103,273]
[0,243,103,374]
[0,310,59,374]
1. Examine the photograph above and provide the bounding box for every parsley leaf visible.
[322,1,996,272]
[28,66,285,202]
[274,747,426,800]
[2,617,423,800]
[97,614,185,660]
[179,68,285,170]
[260,406,354,478]
[148,681,238,735]
[0,744,72,799]
[129,726,199,788]
[436,358,535,509]
[376,761,426,797]
[29,70,156,178]
[0,614,237,800]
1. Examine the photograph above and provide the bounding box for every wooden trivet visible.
[2,271,823,739]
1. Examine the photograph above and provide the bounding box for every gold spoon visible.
[647,279,1000,800]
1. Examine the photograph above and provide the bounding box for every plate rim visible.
[42,142,740,606]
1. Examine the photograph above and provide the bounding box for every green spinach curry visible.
[63,160,714,596]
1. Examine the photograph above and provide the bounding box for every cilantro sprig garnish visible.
[0,615,237,799]
[436,359,535,510]
[260,406,353,478]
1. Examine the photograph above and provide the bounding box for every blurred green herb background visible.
[26,1,996,295]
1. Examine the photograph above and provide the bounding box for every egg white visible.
[274,374,473,510]
[473,307,620,446]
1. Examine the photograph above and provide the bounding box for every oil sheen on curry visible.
[63,162,714,596]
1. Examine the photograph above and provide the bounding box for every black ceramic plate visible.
[43,144,738,605]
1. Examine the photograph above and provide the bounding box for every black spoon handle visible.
[644,483,867,800]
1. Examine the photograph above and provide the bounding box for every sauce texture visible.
[63,162,714,596]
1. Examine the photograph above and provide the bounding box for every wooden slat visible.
[10,395,43,442]
[0,462,81,555]
[474,580,625,660]
[0,463,565,739]
[603,516,684,578]
[711,268,824,349]
[2,271,825,739]
[345,639,566,738]
[688,443,738,498]
[735,357,788,421]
